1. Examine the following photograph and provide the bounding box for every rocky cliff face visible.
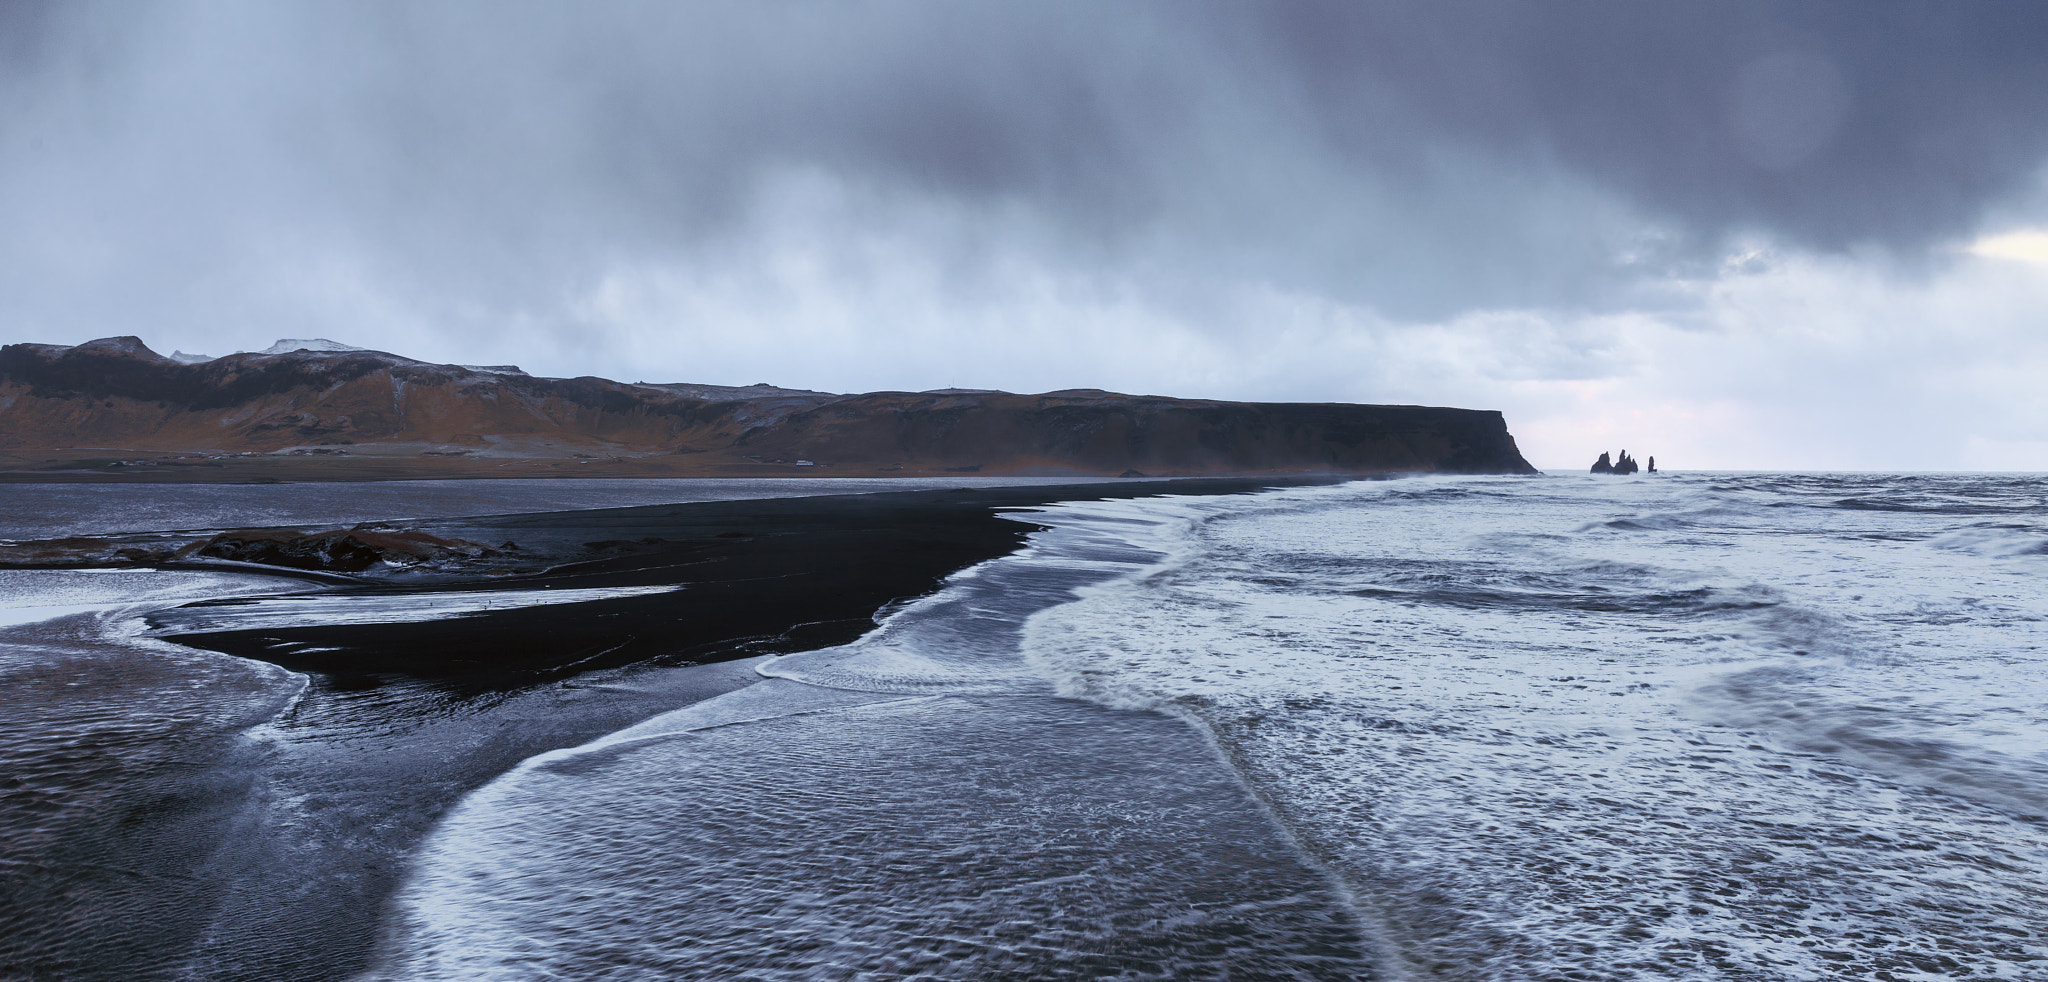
[0,337,1536,477]
[731,389,1532,475]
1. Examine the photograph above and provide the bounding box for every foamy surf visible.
[359,489,1377,980]
[365,474,2048,980]
[147,583,686,633]
[1023,475,2048,980]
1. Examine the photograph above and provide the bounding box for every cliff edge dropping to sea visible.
[0,337,1537,480]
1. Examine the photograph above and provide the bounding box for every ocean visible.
[5,474,2046,980]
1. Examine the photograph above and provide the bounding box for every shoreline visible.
[356,480,1378,978]
[0,447,1448,485]
[145,478,1339,683]
[4,476,1337,981]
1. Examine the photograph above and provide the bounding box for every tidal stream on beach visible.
[5,474,2048,980]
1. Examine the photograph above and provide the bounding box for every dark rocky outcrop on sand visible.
[1,336,1537,478]
[185,528,503,572]
[0,526,503,577]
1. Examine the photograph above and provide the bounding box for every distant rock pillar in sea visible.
[1592,450,1650,475]
[1648,456,1656,473]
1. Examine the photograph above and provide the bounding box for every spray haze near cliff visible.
[4,1,2047,469]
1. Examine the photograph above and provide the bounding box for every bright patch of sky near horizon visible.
[4,1,2048,471]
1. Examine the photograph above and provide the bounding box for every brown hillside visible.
[0,337,1536,480]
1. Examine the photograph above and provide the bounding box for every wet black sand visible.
[154,479,1326,686]
[5,477,1326,982]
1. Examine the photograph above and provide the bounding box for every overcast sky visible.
[5,1,2048,470]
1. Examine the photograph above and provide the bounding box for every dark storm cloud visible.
[1244,0,2048,253]
[3,0,2047,341]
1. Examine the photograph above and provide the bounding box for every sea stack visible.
[1591,450,1647,475]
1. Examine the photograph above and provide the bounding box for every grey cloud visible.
[3,0,2047,348]
[1726,50,1852,172]
[1244,1,2048,251]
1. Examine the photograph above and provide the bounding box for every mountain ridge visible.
[0,336,1538,480]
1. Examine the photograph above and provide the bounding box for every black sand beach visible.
[153,479,1328,684]
[2,477,1333,981]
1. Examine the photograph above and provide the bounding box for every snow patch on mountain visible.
[256,338,365,355]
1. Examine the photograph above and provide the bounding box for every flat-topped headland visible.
[0,336,1536,481]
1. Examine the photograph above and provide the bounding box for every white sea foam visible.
[363,487,1372,980]
[1021,475,2048,980]
[366,691,1368,980]
[0,569,305,631]
[367,474,2048,980]
[148,583,684,632]
[755,497,1205,695]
